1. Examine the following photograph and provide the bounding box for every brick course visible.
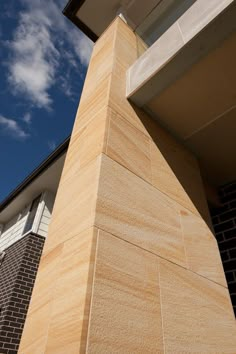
[210,181,236,317]
[0,233,45,353]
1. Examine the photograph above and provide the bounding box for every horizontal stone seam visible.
[41,225,98,258]
[100,149,209,222]
[94,225,228,290]
[68,85,205,223]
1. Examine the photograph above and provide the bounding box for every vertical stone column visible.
[19,18,236,353]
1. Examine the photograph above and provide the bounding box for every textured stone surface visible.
[160,259,236,353]
[19,228,97,354]
[19,17,236,353]
[45,228,97,354]
[95,154,186,268]
[106,109,152,183]
[18,243,63,353]
[181,209,227,287]
[45,156,101,251]
[87,230,164,354]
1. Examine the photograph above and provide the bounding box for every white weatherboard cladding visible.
[0,205,30,251]
[0,191,55,251]
[37,192,55,237]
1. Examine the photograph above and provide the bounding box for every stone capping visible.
[127,0,235,106]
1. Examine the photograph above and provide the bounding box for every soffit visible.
[146,30,236,185]
[188,107,236,186]
[75,0,162,37]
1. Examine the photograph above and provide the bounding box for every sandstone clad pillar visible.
[19,18,236,353]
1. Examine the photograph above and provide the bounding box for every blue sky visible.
[0,0,93,201]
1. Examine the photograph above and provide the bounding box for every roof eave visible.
[63,0,98,42]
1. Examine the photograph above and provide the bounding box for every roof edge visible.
[0,136,70,213]
[63,0,98,42]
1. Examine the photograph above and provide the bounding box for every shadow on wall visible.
[132,104,212,228]
[130,103,236,317]
[210,182,236,317]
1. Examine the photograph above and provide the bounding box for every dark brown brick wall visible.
[210,181,236,317]
[0,233,45,353]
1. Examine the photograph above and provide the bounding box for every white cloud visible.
[8,11,59,109]
[22,112,31,124]
[63,51,77,69]
[68,29,93,66]
[7,0,93,109]
[59,76,73,98]
[0,115,29,139]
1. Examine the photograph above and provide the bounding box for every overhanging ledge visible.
[126,0,236,106]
